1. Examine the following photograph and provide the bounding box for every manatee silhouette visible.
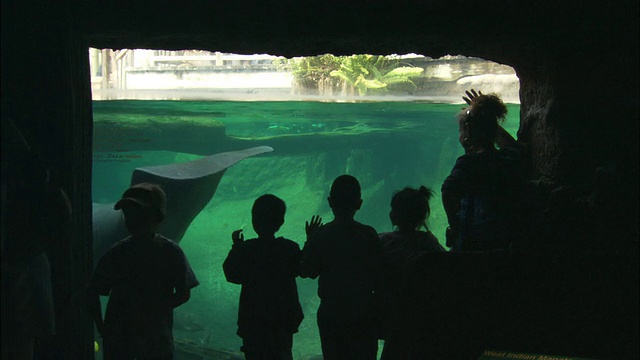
[92,146,273,262]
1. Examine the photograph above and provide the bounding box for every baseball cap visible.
[114,183,166,221]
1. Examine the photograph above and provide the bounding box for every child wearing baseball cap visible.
[88,182,199,359]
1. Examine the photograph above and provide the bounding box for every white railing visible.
[149,52,283,67]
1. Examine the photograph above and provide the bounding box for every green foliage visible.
[330,54,424,95]
[274,54,343,92]
[275,54,424,96]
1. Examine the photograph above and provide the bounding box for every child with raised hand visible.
[300,174,383,360]
[443,89,525,251]
[223,194,303,360]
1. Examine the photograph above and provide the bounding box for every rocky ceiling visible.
[77,1,633,66]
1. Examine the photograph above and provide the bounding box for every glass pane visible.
[90,48,520,359]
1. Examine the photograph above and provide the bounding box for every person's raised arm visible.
[222,229,246,284]
[463,89,518,150]
[305,215,322,238]
[462,89,482,105]
[495,125,518,149]
[299,215,322,279]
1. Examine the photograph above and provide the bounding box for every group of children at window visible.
[88,89,524,359]
[223,175,445,360]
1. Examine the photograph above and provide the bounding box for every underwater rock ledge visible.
[93,119,428,156]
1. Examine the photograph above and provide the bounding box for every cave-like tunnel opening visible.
[2,1,636,358]
[89,47,523,358]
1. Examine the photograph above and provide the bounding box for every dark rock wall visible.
[2,1,95,358]
[2,0,638,358]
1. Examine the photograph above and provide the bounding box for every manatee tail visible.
[130,146,273,242]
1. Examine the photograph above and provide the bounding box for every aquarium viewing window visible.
[90,48,520,359]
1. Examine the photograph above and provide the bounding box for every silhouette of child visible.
[88,183,199,360]
[223,194,303,360]
[377,186,445,359]
[300,175,383,360]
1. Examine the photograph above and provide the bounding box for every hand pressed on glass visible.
[305,215,323,237]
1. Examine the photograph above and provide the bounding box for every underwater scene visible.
[92,100,520,359]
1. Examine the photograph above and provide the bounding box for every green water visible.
[92,100,520,359]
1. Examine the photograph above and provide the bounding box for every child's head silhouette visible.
[252,194,286,238]
[114,183,166,235]
[328,175,362,215]
[389,186,434,231]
